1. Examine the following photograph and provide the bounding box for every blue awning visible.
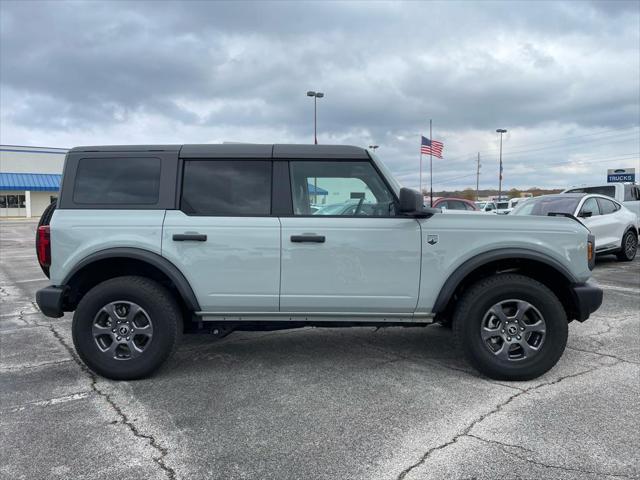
[307,183,328,195]
[0,173,61,191]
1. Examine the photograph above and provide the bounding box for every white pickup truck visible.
[563,183,640,227]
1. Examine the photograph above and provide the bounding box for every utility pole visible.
[476,152,481,201]
[496,129,507,201]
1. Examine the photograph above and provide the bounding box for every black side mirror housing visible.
[580,211,593,218]
[399,188,438,217]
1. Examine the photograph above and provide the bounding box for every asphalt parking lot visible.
[1,220,638,480]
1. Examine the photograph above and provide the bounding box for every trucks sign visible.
[607,168,635,183]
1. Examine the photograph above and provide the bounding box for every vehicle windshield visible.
[511,196,581,216]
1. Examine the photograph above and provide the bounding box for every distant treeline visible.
[422,187,563,200]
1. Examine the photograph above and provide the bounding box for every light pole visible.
[368,145,379,151]
[307,91,324,144]
[496,129,507,202]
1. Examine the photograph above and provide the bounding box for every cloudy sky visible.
[1,0,639,191]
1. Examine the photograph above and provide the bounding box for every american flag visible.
[420,136,444,158]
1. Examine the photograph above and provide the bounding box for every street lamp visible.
[368,145,379,151]
[496,129,507,203]
[306,91,324,144]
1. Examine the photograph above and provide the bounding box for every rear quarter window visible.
[73,157,161,204]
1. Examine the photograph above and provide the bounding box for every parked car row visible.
[511,193,637,262]
[410,182,639,263]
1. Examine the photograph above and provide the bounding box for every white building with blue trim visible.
[0,145,66,218]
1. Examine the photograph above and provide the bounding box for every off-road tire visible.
[616,230,638,262]
[72,276,182,380]
[453,274,568,381]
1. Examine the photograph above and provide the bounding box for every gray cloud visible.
[1,0,638,190]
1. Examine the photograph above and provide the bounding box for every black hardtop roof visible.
[68,144,370,159]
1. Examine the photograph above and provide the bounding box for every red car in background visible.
[429,197,479,211]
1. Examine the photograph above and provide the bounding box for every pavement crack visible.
[395,364,609,480]
[566,345,640,365]
[47,324,177,480]
[508,449,635,479]
[466,433,532,454]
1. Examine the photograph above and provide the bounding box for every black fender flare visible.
[62,247,201,311]
[432,248,579,313]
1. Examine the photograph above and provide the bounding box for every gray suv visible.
[36,144,602,381]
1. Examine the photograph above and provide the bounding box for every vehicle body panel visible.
[279,217,422,313]
[161,210,281,312]
[49,209,165,285]
[416,214,591,312]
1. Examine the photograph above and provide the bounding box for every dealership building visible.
[0,145,67,218]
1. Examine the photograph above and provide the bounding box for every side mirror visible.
[399,188,423,214]
[580,211,593,218]
[399,188,438,217]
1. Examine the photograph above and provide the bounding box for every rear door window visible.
[181,160,272,216]
[73,157,161,204]
[596,197,619,215]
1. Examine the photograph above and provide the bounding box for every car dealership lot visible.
[1,220,638,480]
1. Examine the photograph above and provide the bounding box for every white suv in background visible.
[563,183,640,228]
[512,193,638,261]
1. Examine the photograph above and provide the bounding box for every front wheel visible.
[453,274,568,381]
[616,230,637,262]
[72,276,182,380]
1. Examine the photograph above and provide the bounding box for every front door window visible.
[289,161,396,217]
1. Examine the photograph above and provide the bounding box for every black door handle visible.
[291,234,325,243]
[173,233,207,242]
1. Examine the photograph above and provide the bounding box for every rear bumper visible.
[35,286,66,318]
[570,281,603,322]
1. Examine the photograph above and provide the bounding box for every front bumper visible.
[570,281,603,322]
[35,286,66,318]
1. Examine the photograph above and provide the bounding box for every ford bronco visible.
[36,144,602,381]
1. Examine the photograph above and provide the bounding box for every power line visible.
[441,125,639,163]
[434,152,640,186]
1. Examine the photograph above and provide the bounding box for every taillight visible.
[587,234,595,270]
[36,225,51,267]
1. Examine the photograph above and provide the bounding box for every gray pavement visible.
[1,219,639,480]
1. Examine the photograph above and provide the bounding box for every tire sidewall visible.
[72,278,178,380]
[620,230,637,261]
[458,276,568,380]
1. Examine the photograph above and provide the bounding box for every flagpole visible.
[419,152,423,195]
[429,119,433,207]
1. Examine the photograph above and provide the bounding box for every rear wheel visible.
[72,276,182,380]
[616,230,637,262]
[453,274,568,381]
